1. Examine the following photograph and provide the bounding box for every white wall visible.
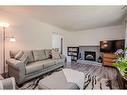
[0,10,69,74]
[67,25,125,46]
[125,15,127,47]
[125,21,127,60]
[124,15,127,60]
[65,25,125,62]
[0,10,125,74]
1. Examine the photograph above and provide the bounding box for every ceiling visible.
[1,6,127,31]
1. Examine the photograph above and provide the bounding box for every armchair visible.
[0,77,15,90]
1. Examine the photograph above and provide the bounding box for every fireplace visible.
[84,51,96,61]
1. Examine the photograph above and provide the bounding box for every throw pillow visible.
[54,48,59,52]
[51,49,60,59]
[45,49,51,59]
[19,53,29,65]
[10,50,20,58]
[23,50,34,63]
[14,50,24,60]
[33,50,46,61]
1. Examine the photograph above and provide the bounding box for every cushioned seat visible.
[26,59,56,74]
[26,61,44,74]
[38,70,79,89]
[54,59,64,65]
[42,59,55,69]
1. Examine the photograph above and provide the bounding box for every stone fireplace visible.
[84,51,96,61]
[79,46,102,61]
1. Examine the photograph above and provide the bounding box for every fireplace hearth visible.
[84,51,96,61]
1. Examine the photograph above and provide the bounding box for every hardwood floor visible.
[66,62,119,89]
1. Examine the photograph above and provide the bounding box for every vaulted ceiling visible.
[1,6,127,31]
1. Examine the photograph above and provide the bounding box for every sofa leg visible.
[63,64,66,68]
[17,83,23,88]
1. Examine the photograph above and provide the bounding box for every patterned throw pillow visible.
[45,49,51,59]
[19,53,29,65]
[33,50,46,61]
[51,49,60,59]
[54,48,59,52]
[23,50,34,63]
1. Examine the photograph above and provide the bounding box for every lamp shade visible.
[0,22,10,27]
[9,37,16,42]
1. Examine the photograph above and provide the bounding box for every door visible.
[52,33,63,54]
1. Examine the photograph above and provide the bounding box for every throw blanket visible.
[63,68,85,89]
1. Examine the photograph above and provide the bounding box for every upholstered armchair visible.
[0,77,15,90]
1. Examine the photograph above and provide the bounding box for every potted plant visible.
[112,48,127,75]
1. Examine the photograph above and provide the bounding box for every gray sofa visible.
[6,49,66,85]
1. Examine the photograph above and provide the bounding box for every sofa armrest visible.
[6,59,25,71]
[60,54,66,61]
[60,54,67,67]
[6,59,26,84]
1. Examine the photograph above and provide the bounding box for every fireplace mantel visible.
[79,45,99,47]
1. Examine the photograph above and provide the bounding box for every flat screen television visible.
[100,39,125,53]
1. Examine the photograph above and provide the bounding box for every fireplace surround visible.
[79,46,102,61]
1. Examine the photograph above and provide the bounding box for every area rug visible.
[18,63,119,90]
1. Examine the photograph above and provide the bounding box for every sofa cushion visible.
[41,59,55,69]
[25,61,44,74]
[10,50,20,58]
[23,50,34,63]
[14,50,24,60]
[33,50,47,61]
[25,59,55,74]
[54,59,64,65]
[19,53,29,65]
[44,49,51,59]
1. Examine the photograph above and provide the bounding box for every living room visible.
[0,5,127,91]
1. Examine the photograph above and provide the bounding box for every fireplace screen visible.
[84,51,96,61]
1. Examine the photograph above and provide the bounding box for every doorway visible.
[52,33,63,54]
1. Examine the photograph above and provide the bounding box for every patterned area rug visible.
[68,63,119,89]
[18,68,62,90]
[18,63,119,90]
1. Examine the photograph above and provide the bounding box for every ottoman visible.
[38,70,79,89]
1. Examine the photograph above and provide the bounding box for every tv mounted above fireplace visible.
[100,39,125,53]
